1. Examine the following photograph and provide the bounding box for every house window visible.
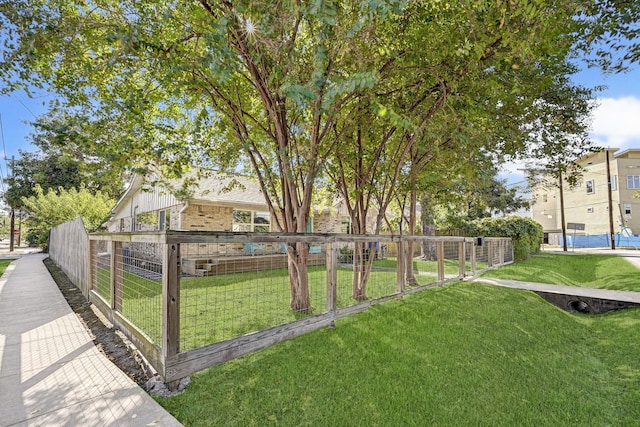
[585,179,594,194]
[542,194,548,203]
[233,210,271,232]
[610,175,617,191]
[341,216,353,234]
[158,209,171,231]
[119,218,125,232]
[627,175,640,189]
[624,203,632,216]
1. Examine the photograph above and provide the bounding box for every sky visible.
[0,57,639,188]
[502,63,640,185]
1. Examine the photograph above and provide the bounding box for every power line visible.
[0,114,9,193]
[10,93,38,118]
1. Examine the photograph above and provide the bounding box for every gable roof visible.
[173,171,266,206]
[109,170,269,220]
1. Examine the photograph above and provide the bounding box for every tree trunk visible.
[287,241,312,312]
[405,188,419,286]
[352,241,367,300]
[421,193,437,260]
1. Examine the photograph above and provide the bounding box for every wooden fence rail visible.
[51,227,512,388]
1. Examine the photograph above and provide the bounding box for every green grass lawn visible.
[97,265,400,350]
[0,259,14,276]
[155,281,640,426]
[480,252,640,291]
[373,256,489,278]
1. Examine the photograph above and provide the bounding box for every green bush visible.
[473,216,543,261]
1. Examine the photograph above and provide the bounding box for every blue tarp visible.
[563,233,640,249]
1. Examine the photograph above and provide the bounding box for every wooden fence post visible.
[326,242,338,319]
[458,240,465,278]
[110,241,117,310]
[499,239,505,265]
[163,243,180,364]
[113,241,123,311]
[487,239,494,268]
[437,240,445,282]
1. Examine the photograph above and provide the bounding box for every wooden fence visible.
[49,217,90,297]
[79,230,512,388]
[47,222,513,387]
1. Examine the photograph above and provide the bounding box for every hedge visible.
[467,216,543,262]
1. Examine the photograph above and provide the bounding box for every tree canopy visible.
[1,0,625,310]
[21,184,114,246]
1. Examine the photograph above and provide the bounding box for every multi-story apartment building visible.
[530,148,640,245]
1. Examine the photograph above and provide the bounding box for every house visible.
[106,171,360,235]
[105,171,372,273]
[530,148,640,245]
[107,172,272,234]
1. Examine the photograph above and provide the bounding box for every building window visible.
[586,179,594,194]
[627,175,640,189]
[542,194,548,203]
[233,210,271,232]
[119,218,125,232]
[341,216,353,234]
[610,175,617,191]
[158,209,171,231]
[624,203,632,216]
[587,207,594,213]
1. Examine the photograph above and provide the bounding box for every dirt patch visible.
[43,258,151,387]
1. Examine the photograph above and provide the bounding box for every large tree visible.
[22,184,114,246]
[326,0,597,295]
[4,150,81,210]
[26,112,129,199]
[1,0,406,312]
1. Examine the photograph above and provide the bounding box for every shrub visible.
[473,216,543,261]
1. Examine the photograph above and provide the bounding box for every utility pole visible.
[9,156,14,252]
[605,149,616,250]
[9,208,14,252]
[559,170,567,252]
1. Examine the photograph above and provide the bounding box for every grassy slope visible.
[480,253,640,291]
[156,282,640,426]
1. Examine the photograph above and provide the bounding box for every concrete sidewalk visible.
[472,277,640,304]
[0,254,182,427]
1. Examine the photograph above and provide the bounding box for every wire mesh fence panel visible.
[406,240,441,286]
[443,240,462,279]
[475,243,489,267]
[118,242,163,345]
[475,241,489,270]
[178,240,327,351]
[504,240,514,263]
[92,240,111,303]
[333,240,398,308]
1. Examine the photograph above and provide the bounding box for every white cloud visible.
[498,96,640,185]
[590,96,640,150]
